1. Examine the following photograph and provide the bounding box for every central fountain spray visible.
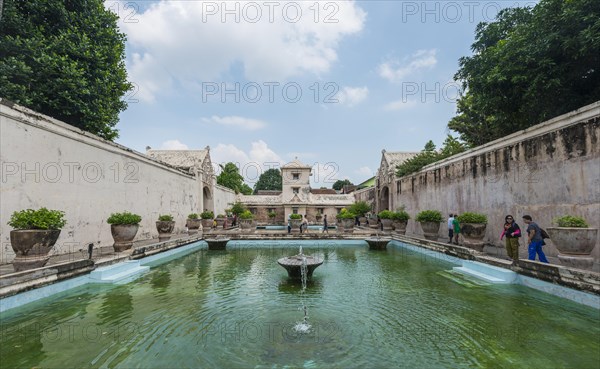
[277,246,323,279]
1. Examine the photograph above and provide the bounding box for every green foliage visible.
[450,0,600,146]
[253,169,283,193]
[200,211,214,220]
[349,201,371,217]
[268,211,277,218]
[378,210,394,219]
[289,213,302,220]
[188,213,199,219]
[158,214,173,222]
[107,212,141,225]
[457,212,488,224]
[336,209,356,220]
[332,179,353,191]
[239,210,254,220]
[0,0,133,140]
[415,210,443,223]
[391,211,410,222]
[554,215,589,228]
[216,214,226,218]
[8,208,66,230]
[396,136,468,177]
[217,163,253,194]
[229,201,247,216]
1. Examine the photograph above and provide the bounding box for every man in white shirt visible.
[447,214,454,243]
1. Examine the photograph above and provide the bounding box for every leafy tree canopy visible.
[253,168,282,194]
[217,162,253,195]
[396,136,468,177]
[332,179,353,191]
[0,0,132,140]
[449,0,600,146]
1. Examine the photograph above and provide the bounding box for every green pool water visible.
[1,241,599,368]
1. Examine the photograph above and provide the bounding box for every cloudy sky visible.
[107,0,536,187]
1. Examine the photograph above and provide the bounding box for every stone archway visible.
[379,186,390,211]
[203,186,214,213]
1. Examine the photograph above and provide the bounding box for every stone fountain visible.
[277,247,323,279]
[205,237,230,251]
[365,235,392,250]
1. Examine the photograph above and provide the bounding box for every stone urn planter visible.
[10,229,61,271]
[368,217,379,229]
[186,218,202,235]
[358,217,367,226]
[290,218,302,233]
[201,219,214,230]
[215,217,226,228]
[239,219,254,232]
[419,222,440,241]
[547,227,598,270]
[460,223,487,252]
[111,224,139,252]
[156,219,175,241]
[393,221,408,235]
[341,219,355,234]
[381,219,393,232]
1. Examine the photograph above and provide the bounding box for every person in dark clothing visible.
[522,215,549,263]
[500,215,521,262]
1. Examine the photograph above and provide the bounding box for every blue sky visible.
[108,0,537,187]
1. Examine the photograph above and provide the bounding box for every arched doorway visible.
[379,186,390,211]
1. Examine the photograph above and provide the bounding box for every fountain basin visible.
[205,238,230,250]
[277,255,323,278]
[365,237,392,250]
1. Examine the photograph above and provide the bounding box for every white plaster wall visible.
[213,185,236,216]
[0,100,200,263]
[385,102,600,269]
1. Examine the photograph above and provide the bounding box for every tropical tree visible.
[0,0,133,140]
[217,162,253,194]
[449,0,600,146]
[253,168,282,193]
[332,179,353,191]
[396,136,468,177]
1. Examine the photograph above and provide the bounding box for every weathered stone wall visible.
[213,185,237,217]
[353,187,375,210]
[388,102,600,269]
[0,100,201,263]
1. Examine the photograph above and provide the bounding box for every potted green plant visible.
[186,213,202,235]
[289,213,303,233]
[201,210,214,229]
[156,214,175,241]
[349,201,371,226]
[268,211,277,224]
[239,210,255,232]
[107,211,142,252]
[8,208,66,271]
[456,212,488,252]
[391,210,410,235]
[336,209,356,234]
[547,215,598,270]
[378,210,394,232]
[415,210,443,241]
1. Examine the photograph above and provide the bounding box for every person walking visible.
[501,215,521,263]
[447,213,454,243]
[452,214,460,245]
[322,214,329,234]
[522,215,549,263]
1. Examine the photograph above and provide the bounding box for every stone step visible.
[453,261,517,284]
[89,260,149,284]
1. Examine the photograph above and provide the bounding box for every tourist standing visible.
[501,215,521,263]
[287,213,291,234]
[522,215,549,263]
[302,215,309,233]
[447,213,455,243]
[452,214,460,245]
[322,214,329,234]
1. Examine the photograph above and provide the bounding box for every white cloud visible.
[114,1,366,102]
[202,115,267,130]
[336,86,369,106]
[384,99,418,111]
[159,139,189,150]
[211,140,285,184]
[355,166,373,177]
[378,49,437,83]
